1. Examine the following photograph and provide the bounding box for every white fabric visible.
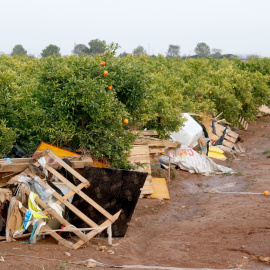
[38,157,48,177]
[159,146,233,176]
[49,203,64,217]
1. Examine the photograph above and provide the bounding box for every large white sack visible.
[159,146,233,176]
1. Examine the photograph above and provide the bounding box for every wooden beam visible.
[15,197,73,248]
[44,164,115,222]
[72,210,121,250]
[23,186,89,244]
[25,169,99,229]
[47,151,89,184]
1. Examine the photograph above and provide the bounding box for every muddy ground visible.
[1,116,270,270]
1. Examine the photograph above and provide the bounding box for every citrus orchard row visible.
[0,49,269,168]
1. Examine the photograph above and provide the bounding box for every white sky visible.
[1,0,270,57]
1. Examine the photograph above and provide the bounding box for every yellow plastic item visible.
[33,142,80,158]
[150,178,170,200]
[208,146,227,160]
[33,142,108,167]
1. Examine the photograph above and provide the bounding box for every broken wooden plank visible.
[134,138,180,148]
[44,164,115,222]
[47,151,89,185]
[226,129,239,139]
[25,169,99,230]
[130,146,150,156]
[222,140,234,149]
[0,163,30,173]
[72,210,121,250]
[132,130,158,136]
[224,135,238,144]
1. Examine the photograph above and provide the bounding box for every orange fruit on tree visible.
[123,119,129,124]
[264,190,269,195]
[108,85,113,90]
[199,115,202,119]
[209,91,212,94]
[101,61,106,66]
[160,118,164,123]
[156,113,160,117]
[103,70,108,76]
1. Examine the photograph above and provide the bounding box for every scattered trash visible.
[159,146,233,175]
[0,149,121,249]
[98,245,107,251]
[170,113,203,148]
[85,261,97,268]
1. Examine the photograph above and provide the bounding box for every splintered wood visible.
[129,131,180,195]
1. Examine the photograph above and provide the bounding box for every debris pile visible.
[128,130,180,195]
[0,149,123,249]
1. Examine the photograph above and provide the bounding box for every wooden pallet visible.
[212,123,239,149]
[238,117,249,130]
[129,135,181,195]
[0,156,93,173]
[15,150,120,249]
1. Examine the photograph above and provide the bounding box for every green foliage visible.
[41,44,61,57]
[11,44,27,56]
[0,120,16,157]
[0,51,269,167]
[263,149,270,154]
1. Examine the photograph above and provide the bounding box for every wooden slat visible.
[130,146,150,156]
[44,164,115,222]
[55,182,87,205]
[72,210,121,250]
[213,118,233,126]
[47,151,89,184]
[134,138,180,148]
[15,199,73,248]
[70,157,93,168]
[222,140,234,149]
[226,129,239,139]
[0,158,35,164]
[149,148,166,154]
[128,156,151,163]
[25,169,99,229]
[213,123,225,137]
[0,163,30,173]
[23,186,90,243]
[132,130,158,136]
[224,135,237,144]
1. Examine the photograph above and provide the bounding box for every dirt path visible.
[1,116,270,270]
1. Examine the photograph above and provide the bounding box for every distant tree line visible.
[5,40,260,60]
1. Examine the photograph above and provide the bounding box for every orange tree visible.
[1,51,270,165]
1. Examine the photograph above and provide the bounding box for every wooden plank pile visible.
[128,131,180,195]
[203,116,244,156]
[0,150,120,248]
